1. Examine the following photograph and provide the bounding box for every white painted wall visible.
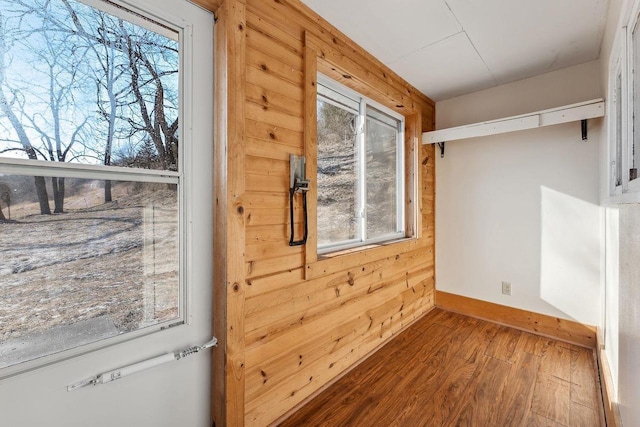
[615,204,640,424]
[0,1,214,426]
[599,0,640,423]
[435,61,603,326]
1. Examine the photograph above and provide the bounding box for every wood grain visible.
[215,0,436,423]
[540,340,572,381]
[570,347,600,409]
[279,309,605,427]
[493,351,540,426]
[531,374,571,425]
[303,40,318,267]
[446,355,512,426]
[485,325,522,363]
[436,291,597,348]
[597,336,623,427]
[212,1,247,426]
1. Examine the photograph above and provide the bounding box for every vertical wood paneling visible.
[212,6,226,425]
[303,41,318,267]
[212,0,247,426]
[406,112,422,238]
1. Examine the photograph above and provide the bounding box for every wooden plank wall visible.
[210,0,436,425]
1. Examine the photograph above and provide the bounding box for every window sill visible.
[305,236,429,280]
[603,191,640,206]
[319,237,411,259]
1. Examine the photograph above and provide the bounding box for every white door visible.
[0,0,214,425]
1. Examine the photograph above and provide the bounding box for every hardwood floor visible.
[278,308,605,427]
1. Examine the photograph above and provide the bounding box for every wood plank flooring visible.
[278,308,605,427]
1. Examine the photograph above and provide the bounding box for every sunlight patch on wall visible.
[540,186,601,326]
[604,206,619,398]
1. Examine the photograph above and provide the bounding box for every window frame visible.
[316,74,406,255]
[607,0,640,201]
[629,10,640,191]
[0,0,197,379]
[302,32,424,281]
[610,37,626,196]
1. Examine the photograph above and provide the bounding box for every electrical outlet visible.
[501,281,512,296]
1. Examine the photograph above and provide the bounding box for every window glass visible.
[366,107,400,240]
[616,69,623,188]
[316,99,359,246]
[0,176,178,368]
[0,0,179,172]
[0,0,183,370]
[317,76,404,252]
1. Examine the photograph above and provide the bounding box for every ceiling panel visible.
[300,0,610,101]
[389,32,497,101]
[445,0,609,84]
[301,0,462,63]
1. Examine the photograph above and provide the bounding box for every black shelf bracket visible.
[581,119,588,141]
[437,141,446,158]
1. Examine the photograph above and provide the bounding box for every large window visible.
[0,0,185,373]
[316,75,405,253]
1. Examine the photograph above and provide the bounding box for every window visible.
[316,75,405,253]
[631,15,640,187]
[0,0,188,373]
[608,1,640,198]
[612,56,624,193]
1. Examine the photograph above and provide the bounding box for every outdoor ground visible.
[0,181,179,367]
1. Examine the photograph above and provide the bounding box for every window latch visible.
[67,337,217,392]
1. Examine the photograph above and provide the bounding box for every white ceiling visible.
[300,0,609,101]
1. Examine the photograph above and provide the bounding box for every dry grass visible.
[0,182,179,347]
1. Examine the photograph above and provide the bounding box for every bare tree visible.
[0,0,180,212]
[25,35,91,212]
[0,182,9,220]
[90,13,129,202]
[59,0,180,171]
[0,15,51,214]
[120,22,179,171]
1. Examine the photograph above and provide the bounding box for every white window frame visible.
[0,0,199,379]
[610,34,626,197]
[607,0,640,202]
[316,74,405,254]
[629,6,640,192]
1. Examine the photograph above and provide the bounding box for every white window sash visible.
[317,74,405,253]
[0,0,193,378]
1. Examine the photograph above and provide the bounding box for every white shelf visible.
[422,98,605,145]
